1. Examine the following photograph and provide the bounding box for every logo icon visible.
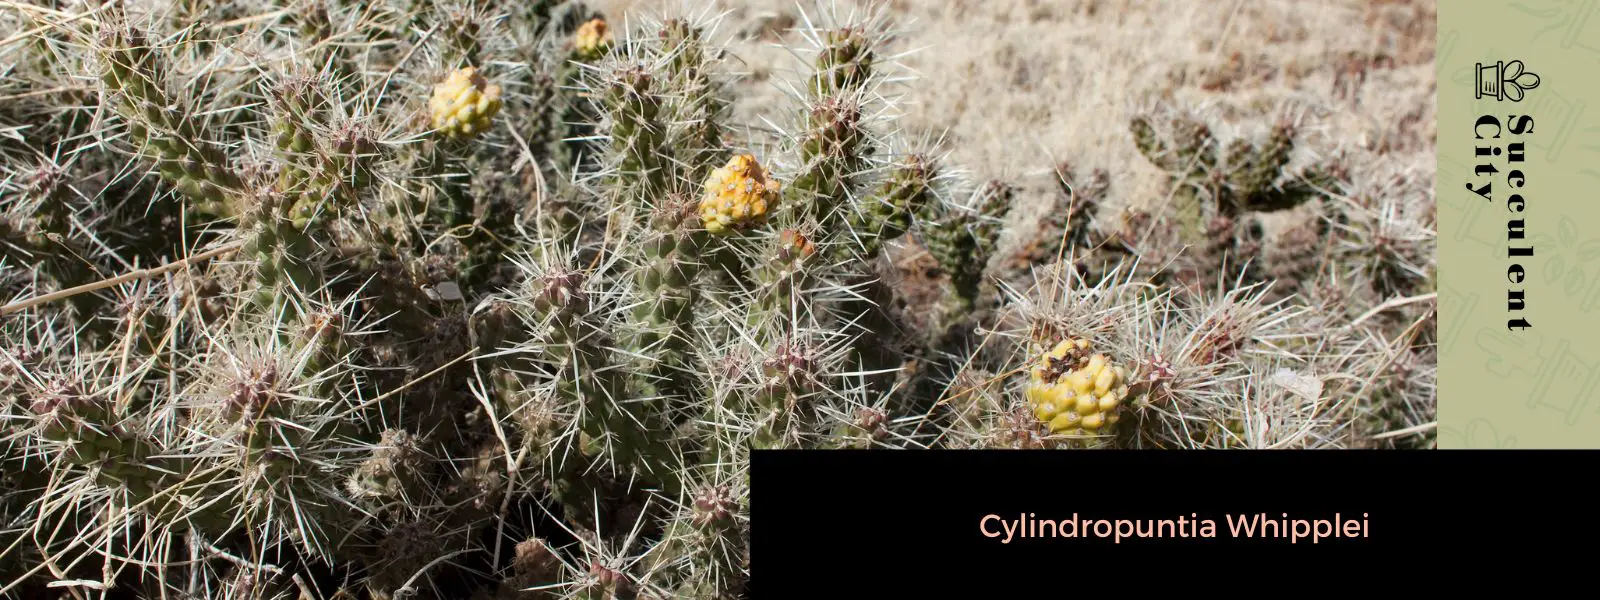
[1475,59,1541,102]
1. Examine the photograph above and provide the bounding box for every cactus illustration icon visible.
[1475,59,1540,101]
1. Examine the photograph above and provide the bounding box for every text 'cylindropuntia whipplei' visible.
[0,0,1434,597]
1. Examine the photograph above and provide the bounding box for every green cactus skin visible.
[848,154,936,260]
[97,19,242,218]
[528,268,683,497]
[808,27,875,98]
[918,179,1015,314]
[605,67,669,205]
[788,95,869,237]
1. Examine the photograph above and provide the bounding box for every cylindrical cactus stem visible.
[657,18,729,184]
[834,155,940,391]
[750,229,818,339]
[917,207,980,312]
[1129,116,1178,171]
[788,95,867,237]
[791,22,882,228]
[268,76,375,232]
[207,357,362,555]
[26,380,176,498]
[968,180,1013,260]
[604,66,668,205]
[918,179,1015,314]
[95,18,241,217]
[529,268,683,496]
[1169,115,1218,175]
[543,16,611,174]
[298,308,347,395]
[847,153,936,260]
[632,195,707,406]
[1132,113,1227,245]
[323,123,380,210]
[1229,120,1297,208]
[750,337,819,449]
[649,482,749,597]
[808,26,875,97]
[658,17,708,86]
[268,75,322,190]
[238,189,320,313]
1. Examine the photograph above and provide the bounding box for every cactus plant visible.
[0,1,1434,597]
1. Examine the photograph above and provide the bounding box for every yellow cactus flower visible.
[430,66,502,140]
[699,154,781,235]
[1023,338,1132,445]
[574,18,612,61]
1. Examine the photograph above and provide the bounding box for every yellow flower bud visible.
[430,66,502,140]
[1019,337,1137,445]
[699,154,781,235]
[574,18,612,61]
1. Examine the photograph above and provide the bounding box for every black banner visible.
[749,450,1593,595]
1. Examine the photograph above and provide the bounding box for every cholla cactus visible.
[998,163,1112,289]
[0,0,1432,596]
[1126,107,1350,296]
[430,66,503,140]
[848,153,938,259]
[918,178,1016,312]
[94,14,241,217]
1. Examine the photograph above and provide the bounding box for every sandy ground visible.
[591,0,1437,246]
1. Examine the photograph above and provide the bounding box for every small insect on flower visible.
[699,154,781,235]
[430,66,502,140]
[1023,338,1133,444]
[574,18,612,61]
